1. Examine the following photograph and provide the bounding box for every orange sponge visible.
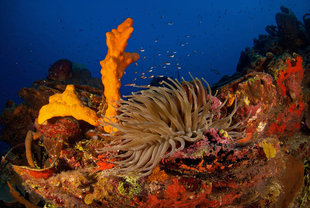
[38,85,98,126]
[100,18,139,132]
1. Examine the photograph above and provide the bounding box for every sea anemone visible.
[97,77,245,176]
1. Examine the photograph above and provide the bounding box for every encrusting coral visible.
[100,18,140,133]
[98,77,246,176]
[37,85,98,126]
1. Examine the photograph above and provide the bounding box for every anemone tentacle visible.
[97,77,245,176]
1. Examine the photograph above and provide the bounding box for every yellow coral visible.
[100,18,140,133]
[260,139,277,159]
[226,93,235,107]
[38,85,98,126]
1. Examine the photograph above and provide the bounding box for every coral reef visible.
[236,6,310,74]
[97,77,244,176]
[0,64,103,147]
[47,59,73,81]
[100,17,140,133]
[1,7,310,208]
[38,85,99,126]
[276,6,308,50]
[304,13,310,34]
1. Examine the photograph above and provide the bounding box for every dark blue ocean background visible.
[0,0,309,110]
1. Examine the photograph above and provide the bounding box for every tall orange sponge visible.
[100,18,140,133]
[38,85,98,126]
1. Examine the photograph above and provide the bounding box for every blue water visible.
[0,0,309,110]
[0,140,10,156]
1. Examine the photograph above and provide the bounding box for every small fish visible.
[210,68,221,76]
[125,83,136,87]
[138,48,145,52]
[139,76,147,79]
[167,22,174,26]
[163,62,171,65]
[168,54,175,58]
